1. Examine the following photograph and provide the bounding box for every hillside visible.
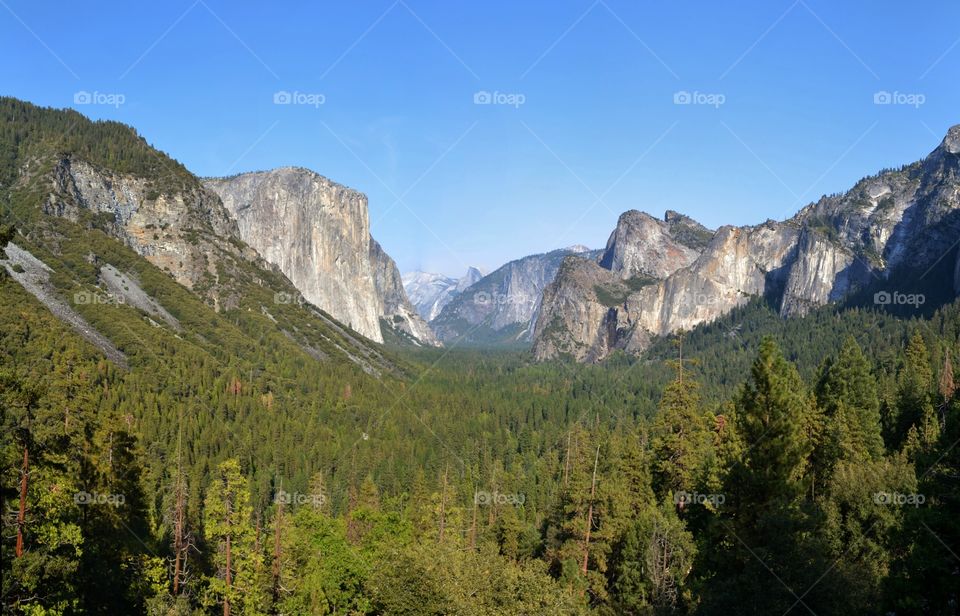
[2,98,960,614]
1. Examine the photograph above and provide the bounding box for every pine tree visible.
[203,459,267,616]
[651,358,711,501]
[894,332,938,451]
[702,338,828,614]
[813,336,885,488]
[729,337,818,507]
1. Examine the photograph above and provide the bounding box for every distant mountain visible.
[430,245,601,346]
[533,126,960,361]
[402,266,483,321]
[205,168,439,346]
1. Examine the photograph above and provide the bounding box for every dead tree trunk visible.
[581,445,600,576]
[16,443,28,558]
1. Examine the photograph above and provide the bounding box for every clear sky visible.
[3,1,959,277]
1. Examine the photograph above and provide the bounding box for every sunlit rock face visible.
[534,125,960,361]
[207,167,436,345]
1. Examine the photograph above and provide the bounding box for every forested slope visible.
[2,98,959,614]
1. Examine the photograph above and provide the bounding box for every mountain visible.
[430,245,600,346]
[0,97,402,375]
[402,266,483,321]
[533,126,960,361]
[205,168,439,346]
[369,238,440,346]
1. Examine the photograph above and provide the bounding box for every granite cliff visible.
[533,126,960,361]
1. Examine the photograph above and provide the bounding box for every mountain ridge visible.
[532,125,960,361]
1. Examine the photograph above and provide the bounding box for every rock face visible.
[205,168,382,341]
[599,210,710,279]
[533,212,719,361]
[205,168,438,346]
[369,239,439,346]
[431,246,601,345]
[45,157,254,309]
[402,267,483,321]
[534,125,960,361]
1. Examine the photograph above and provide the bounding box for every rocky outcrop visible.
[598,210,709,279]
[779,228,865,317]
[1,242,128,367]
[534,125,960,362]
[45,157,254,309]
[431,246,600,346]
[369,238,439,346]
[532,256,638,361]
[403,267,483,321]
[625,222,797,337]
[206,168,384,341]
[206,168,439,346]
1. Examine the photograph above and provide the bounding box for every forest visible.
[3,243,959,613]
[2,97,959,615]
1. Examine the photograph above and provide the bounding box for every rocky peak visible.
[431,247,600,345]
[941,124,960,155]
[598,209,707,279]
[533,125,960,362]
[369,239,440,346]
[44,156,253,309]
[457,266,484,291]
[205,168,439,346]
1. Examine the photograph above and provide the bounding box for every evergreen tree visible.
[701,338,828,614]
[813,336,884,490]
[203,459,268,615]
[651,371,712,502]
[893,332,939,451]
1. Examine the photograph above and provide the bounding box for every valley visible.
[2,96,959,615]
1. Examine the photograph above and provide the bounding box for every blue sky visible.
[3,1,959,277]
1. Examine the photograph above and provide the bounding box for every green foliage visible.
[3,96,959,615]
[202,459,268,615]
[593,282,629,307]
